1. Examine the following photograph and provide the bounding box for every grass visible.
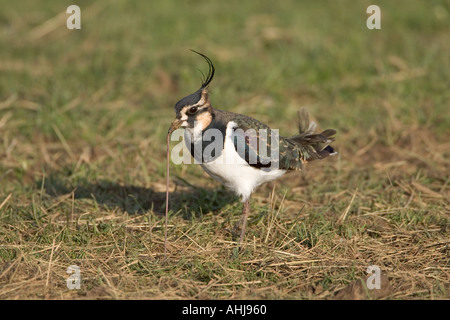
[0,0,448,299]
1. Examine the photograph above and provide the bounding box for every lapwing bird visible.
[169,51,336,247]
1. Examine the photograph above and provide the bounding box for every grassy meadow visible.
[0,0,448,299]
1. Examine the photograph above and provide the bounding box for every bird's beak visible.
[168,119,183,134]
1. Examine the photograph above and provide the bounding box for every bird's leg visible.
[238,198,250,247]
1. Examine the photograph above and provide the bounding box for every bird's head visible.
[169,51,215,133]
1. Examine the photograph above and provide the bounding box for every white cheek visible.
[181,121,188,127]
[180,113,188,121]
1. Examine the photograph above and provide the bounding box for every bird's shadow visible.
[39,173,237,220]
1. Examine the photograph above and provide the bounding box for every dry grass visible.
[0,0,449,299]
[0,125,447,299]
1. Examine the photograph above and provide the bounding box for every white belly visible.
[201,160,286,202]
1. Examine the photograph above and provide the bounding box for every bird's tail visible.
[287,108,337,162]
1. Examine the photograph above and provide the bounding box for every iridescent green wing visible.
[231,115,279,169]
[229,109,336,171]
[231,114,310,171]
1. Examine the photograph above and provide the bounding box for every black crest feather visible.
[190,50,215,88]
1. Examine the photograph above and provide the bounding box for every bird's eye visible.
[188,106,198,115]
